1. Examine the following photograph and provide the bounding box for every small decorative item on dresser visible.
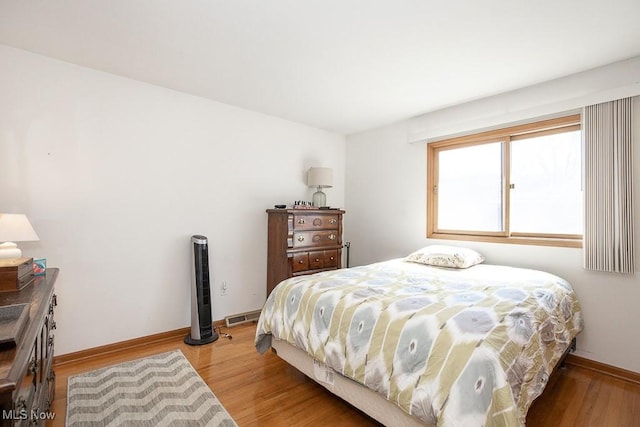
[0,257,35,291]
[33,258,47,276]
[293,200,314,209]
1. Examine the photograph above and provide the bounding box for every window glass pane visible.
[510,130,582,234]
[437,142,503,232]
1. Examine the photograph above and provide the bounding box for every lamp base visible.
[0,242,21,259]
[312,189,327,207]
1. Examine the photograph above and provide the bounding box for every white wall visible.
[0,45,345,355]
[407,56,640,143]
[346,94,640,372]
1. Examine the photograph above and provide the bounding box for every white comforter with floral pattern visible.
[255,259,583,426]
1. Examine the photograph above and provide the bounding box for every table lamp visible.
[307,167,333,207]
[0,214,40,259]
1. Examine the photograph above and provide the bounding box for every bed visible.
[255,246,584,426]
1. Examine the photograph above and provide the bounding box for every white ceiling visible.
[1,1,639,135]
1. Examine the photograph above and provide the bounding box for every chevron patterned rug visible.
[66,350,237,426]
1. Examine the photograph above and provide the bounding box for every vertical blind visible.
[583,97,635,274]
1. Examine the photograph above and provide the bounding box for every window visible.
[427,115,582,247]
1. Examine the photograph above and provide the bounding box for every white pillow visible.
[405,245,484,269]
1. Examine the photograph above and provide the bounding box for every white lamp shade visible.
[307,167,333,188]
[0,214,40,242]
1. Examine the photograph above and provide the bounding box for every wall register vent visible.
[225,309,262,327]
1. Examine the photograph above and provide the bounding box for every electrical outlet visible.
[220,280,228,296]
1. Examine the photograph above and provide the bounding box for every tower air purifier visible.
[185,235,219,346]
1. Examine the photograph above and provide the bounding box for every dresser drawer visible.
[293,214,340,231]
[308,250,340,269]
[293,230,340,248]
[308,251,325,269]
[294,250,341,272]
[292,253,309,272]
[323,250,339,268]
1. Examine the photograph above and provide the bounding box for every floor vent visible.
[225,309,262,327]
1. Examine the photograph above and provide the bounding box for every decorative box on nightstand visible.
[0,258,34,292]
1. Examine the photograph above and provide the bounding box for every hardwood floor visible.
[50,323,640,426]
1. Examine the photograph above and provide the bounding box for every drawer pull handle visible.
[297,235,305,242]
[299,260,304,264]
[16,397,27,412]
[297,218,305,224]
[329,218,337,224]
[330,256,335,260]
[29,358,38,375]
[315,258,320,262]
[328,234,336,240]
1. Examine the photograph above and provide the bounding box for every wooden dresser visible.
[266,209,344,297]
[0,269,58,426]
